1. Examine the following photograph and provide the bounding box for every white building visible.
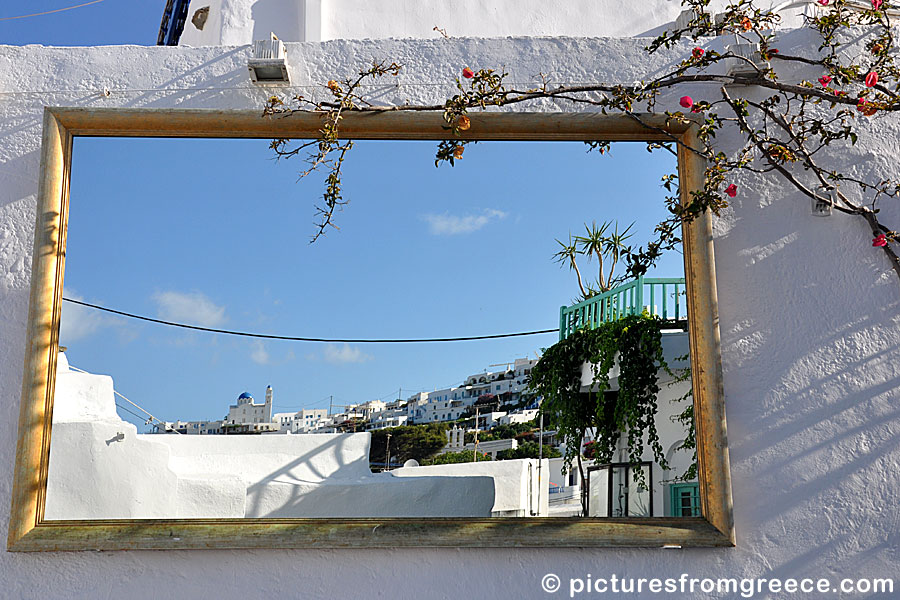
[225,387,274,426]
[366,400,409,430]
[406,358,538,425]
[273,409,329,433]
[497,409,539,427]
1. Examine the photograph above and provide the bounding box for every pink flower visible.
[818,75,833,86]
[462,67,474,79]
[817,0,830,5]
[725,184,738,198]
[873,234,887,247]
[679,96,694,109]
[692,47,705,59]
[872,0,883,10]
[865,71,879,87]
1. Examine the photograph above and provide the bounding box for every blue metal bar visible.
[158,0,192,46]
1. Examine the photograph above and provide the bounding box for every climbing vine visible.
[528,314,676,515]
[264,0,900,283]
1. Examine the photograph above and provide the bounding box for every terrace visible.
[558,276,687,340]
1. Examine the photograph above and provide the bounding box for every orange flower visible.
[462,67,475,79]
[327,80,341,94]
[740,17,753,31]
[457,115,471,131]
[452,146,465,159]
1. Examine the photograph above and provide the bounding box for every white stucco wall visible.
[46,361,495,519]
[178,0,814,45]
[1,29,899,598]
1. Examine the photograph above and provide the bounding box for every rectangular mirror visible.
[9,108,733,550]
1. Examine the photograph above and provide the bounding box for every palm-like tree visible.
[556,220,635,302]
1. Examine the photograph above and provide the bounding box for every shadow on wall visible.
[235,433,497,518]
[714,176,900,578]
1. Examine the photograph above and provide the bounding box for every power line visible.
[62,297,558,343]
[0,0,107,22]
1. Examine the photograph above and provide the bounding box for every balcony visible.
[558,277,687,340]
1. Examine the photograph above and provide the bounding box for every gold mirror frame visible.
[8,107,734,551]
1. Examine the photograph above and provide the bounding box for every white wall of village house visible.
[176,0,813,45]
[0,29,898,598]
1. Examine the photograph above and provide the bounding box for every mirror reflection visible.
[46,136,695,519]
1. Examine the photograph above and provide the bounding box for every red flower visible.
[725,184,738,198]
[679,96,694,109]
[462,67,474,79]
[818,75,832,86]
[873,234,887,247]
[872,0,883,10]
[692,47,705,59]
[817,0,830,5]
[857,98,878,116]
[865,71,879,87]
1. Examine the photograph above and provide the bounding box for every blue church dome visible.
[238,392,253,400]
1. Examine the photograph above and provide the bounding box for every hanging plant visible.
[530,313,677,513]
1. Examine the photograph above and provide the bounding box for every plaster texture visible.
[1,29,899,599]
[177,0,812,45]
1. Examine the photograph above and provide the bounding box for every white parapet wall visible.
[391,459,550,517]
[46,355,496,519]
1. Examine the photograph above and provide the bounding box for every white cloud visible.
[152,290,226,327]
[322,343,373,364]
[59,293,105,343]
[250,341,270,365]
[422,209,508,235]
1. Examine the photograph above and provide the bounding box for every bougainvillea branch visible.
[264,0,900,282]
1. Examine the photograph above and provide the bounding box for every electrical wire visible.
[62,297,558,343]
[0,0,107,22]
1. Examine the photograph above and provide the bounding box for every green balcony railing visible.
[558,277,687,340]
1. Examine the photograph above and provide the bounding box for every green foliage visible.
[554,220,635,301]
[423,450,492,465]
[530,313,673,487]
[369,423,448,467]
[496,441,562,460]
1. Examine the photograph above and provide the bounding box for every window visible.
[669,482,701,517]
[9,107,732,551]
[586,462,653,518]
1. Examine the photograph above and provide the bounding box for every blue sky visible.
[0,1,161,46]
[4,2,683,426]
